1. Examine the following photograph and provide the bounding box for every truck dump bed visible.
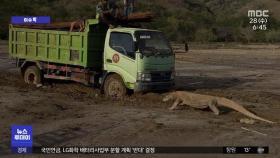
[9,19,108,69]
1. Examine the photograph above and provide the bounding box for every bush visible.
[265,30,280,42]
[195,28,217,42]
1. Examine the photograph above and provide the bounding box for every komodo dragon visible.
[163,91,275,124]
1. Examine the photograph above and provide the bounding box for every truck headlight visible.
[137,72,152,82]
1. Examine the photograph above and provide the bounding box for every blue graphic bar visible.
[11,16,50,24]
[11,125,33,154]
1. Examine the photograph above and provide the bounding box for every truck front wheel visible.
[104,74,127,99]
[24,66,42,85]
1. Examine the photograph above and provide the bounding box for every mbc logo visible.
[248,10,269,17]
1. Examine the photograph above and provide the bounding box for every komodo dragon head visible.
[162,92,176,102]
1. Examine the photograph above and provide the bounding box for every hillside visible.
[137,0,280,42]
[0,0,280,42]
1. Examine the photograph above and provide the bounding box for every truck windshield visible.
[135,31,172,56]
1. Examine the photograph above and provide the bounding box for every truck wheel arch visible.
[20,61,43,76]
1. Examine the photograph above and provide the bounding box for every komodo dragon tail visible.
[218,98,275,124]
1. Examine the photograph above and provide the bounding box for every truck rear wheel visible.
[104,74,127,99]
[24,66,42,85]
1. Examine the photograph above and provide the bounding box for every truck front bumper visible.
[134,80,175,92]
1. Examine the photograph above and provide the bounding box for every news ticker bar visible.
[13,146,268,154]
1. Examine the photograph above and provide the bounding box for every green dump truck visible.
[9,19,175,98]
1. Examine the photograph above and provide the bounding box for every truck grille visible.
[151,72,172,82]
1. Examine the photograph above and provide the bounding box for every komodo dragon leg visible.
[169,98,181,110]
[208,99,220,115]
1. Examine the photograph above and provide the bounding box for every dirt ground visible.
[0,40,280,158]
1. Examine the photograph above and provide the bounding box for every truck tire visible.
[104,74,127,99]
[24,66,42,85]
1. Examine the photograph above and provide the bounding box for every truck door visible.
[104,31,137,87]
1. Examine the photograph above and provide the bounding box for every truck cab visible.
[102,27,175,98]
